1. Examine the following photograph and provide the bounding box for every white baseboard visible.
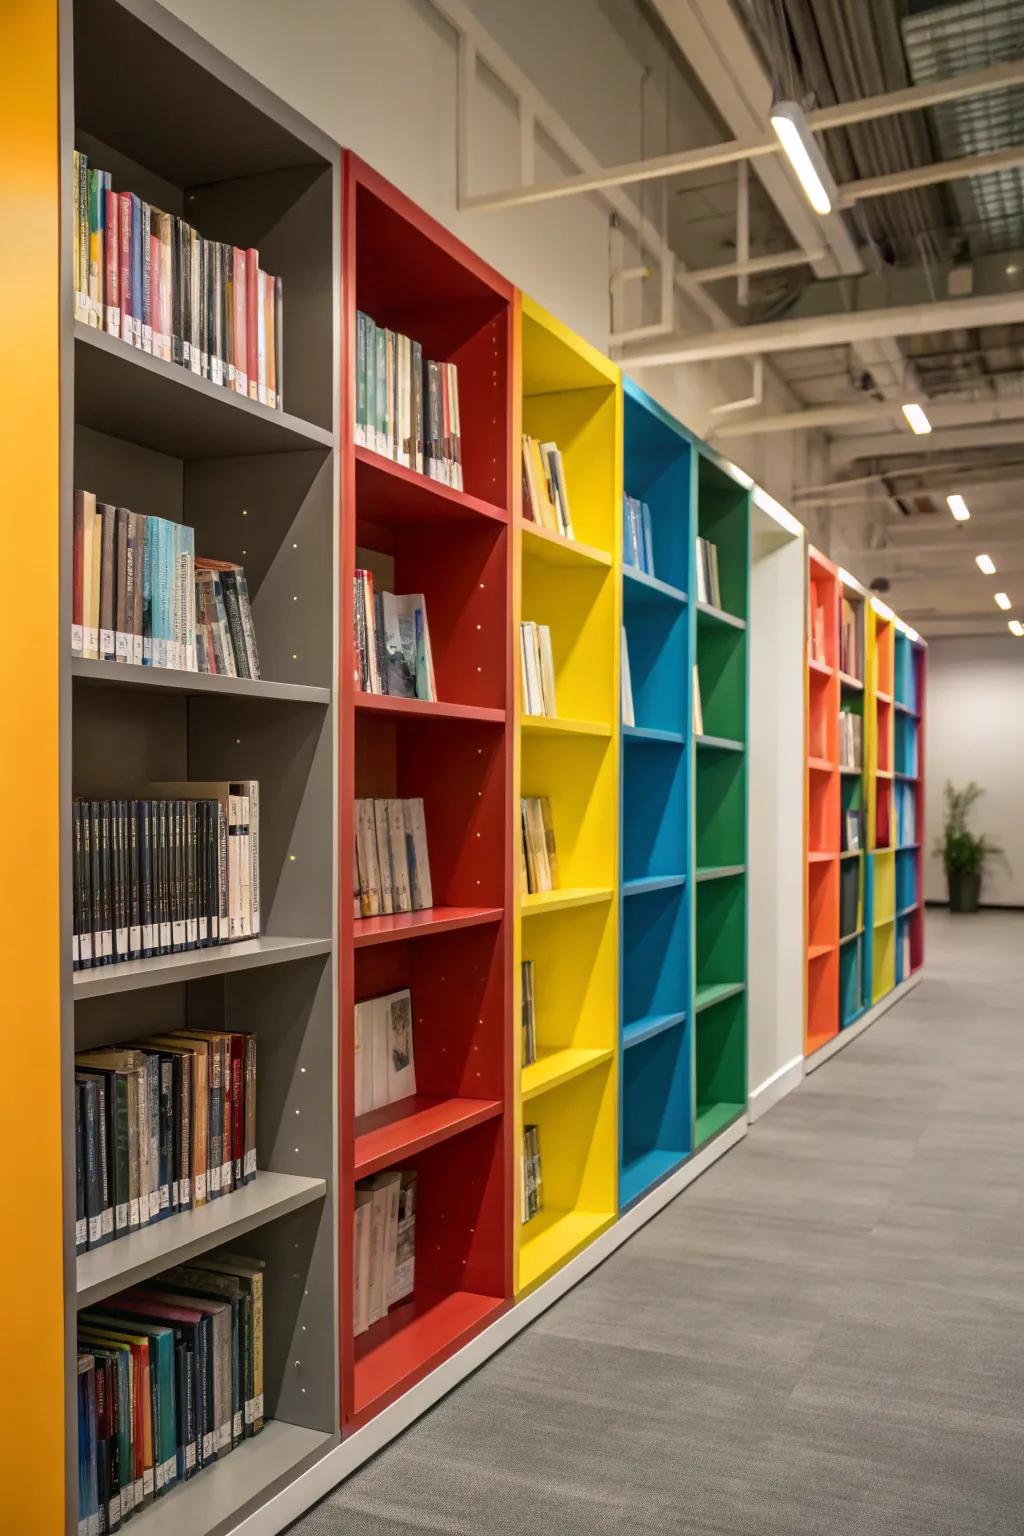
[231,1115,748,1536]
[805,970,923,1074]
[748,1054,804,1121]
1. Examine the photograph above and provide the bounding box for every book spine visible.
[118,190,132,344]
[256,268,267,405]
[103,176,119,336]
[114,507,130,662]
[99,503,116,662]
[274,276,283,410]
[72,490,85,655]
[235,573,260,680]
[220,572,250,680]
[140,201,152,353]
[245,248,259,401]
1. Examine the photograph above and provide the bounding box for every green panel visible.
[697,622,746,739]
[695,992,746,1137]
[695,872,745,988]
[696,751,745,866]
[697,457,749,618]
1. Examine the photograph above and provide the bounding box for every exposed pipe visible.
[708,357,765,419]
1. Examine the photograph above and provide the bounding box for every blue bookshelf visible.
[619,380,693,1208]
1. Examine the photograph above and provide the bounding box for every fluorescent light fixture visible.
[901,403,932,435]
[770,101,836,215]
[1009,619,1024,636]
[976,553,996,575]
[995,591,1012,610]
[947,494,971,521]
[753,485,803,536]
[871,596,895,621]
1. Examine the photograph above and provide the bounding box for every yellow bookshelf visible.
[515,295,621,1294]
[865,600,897,1002]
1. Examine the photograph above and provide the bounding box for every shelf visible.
[876,689,892,704]
[806,1023,840,1056]
[874,914,896,929]
[840,849,863,860]
[694,981,745,1013]
[76,1172,326,1308]
[353,1095,503,1178]
[521,887,613,917]
[620,1146,687,1207]
[517,1207,614,1294]
[894,700,920,717]
[355,692,505,725]
[622,566,688,607]
[898,841,921,851]
[622,874,686,897]
[897,902,919,919]
[839,764,863,778]
[894,770,918,782]
[807,942,836,961]
[74,322,333,459]
[354,443,507,526]
[353,1289,506,1425]
[521,714,612,739]
[876,769,894,780]
[695,1101,745,1147]
[808,850,838,863]
[695,733,744,753]
[622,724,686,746]
[839,671,864,691]
[113,1420,334,1536]
[695,864,745,881]
[73,935,333,999]
[622,1010,687,1051]
[808,656,833,678]
[808,756,836,773]
[840,927,864,945]
[521,1046,613,1102]
[71,657,331,705]
[521,520,612,570]
[353,907,503,947]
[695,600,746,631]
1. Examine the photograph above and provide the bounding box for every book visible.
[353,1169,418,1333]
[839,710,863,769]
[521,1124,542,1222]
[695,537,722,608]
[355,310,460,486]
[623,494,655,575]
[354,799,432,917]
[521,796,558,894]
[621,626,635,728]
[522,960,537,1068]
[521,435,559,531]
[839,595,862,679]
[71,151,283,408]
[840,857,860,939]
[692,664,703,735]
[520,621,556,717]
[354,988,416,1114]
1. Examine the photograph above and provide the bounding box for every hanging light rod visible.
[769,101,836,215]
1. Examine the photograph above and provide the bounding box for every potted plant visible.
[935,781,1001,913]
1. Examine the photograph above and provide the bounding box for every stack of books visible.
[521,960,537,1068]
[72,492,261,677]
[522,436,574,537]
[810,601,828,666]
[72,783,260,971]
[354,988,416,1115]
[353,1171,417,1336]
[354,798,432,917]
[353,311,463,488]
[75,1031,256,1254]
[354,570,435,699]
[77,1255,265,1526]
[520,622,557,717]
[73,151,283,408]
[520,796,558,894]
[839,595,862,678]
[521,1125,542,1223]
[839,710,863,769]
[695,536,722,607]
[623,494,655,574]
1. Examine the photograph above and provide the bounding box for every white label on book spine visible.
[186,918,198,946]
[109,1492,121,1525]
[115,631,130,660]
[133,634,143,666]
[84,625,98,658]
[72,934,79,966]
[129,925,141,953]
[159,921,171,949]
[142,923,154,951]
[106,306,120,337]
[209,1164,221,1194]
[244,1399,254,1425]
[121,1483,134,1514]
[121,312,132,345]
[133,1477,143,1508]
[161,1456,176,1488]
[194,1171,207,1202]
[149,1190,159,1220]
[180,1175,190,1203]
[88,1214,101,1244]
[116,1201,128,1230]
[218,1421,231,1451]
[202,1432,214,1461]
[185,1441,196,1471]
[254,1392,264,1419]
[79,934,92,964]
[100,628,114,660]
[142,323,152,355]
[171,1178,179,1207]
[100,1208,113,1235]
[159,1184,169,1211]
[172,920,186,948]
[101,931,113,960]
[72,623,83,655]
[220,1159,231,1191]
[244,1148,257,1178]
[233,1410,242,1440]
[199,916,208,944]
[142,1468,154,1498]
[129,1197,139,1227]
[76,1216,87,1248]
[116,926,128,956]
[154,1462,165,1492]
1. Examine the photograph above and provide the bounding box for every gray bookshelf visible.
[60,1,342,1531]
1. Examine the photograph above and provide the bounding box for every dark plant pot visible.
[948,871,981,913]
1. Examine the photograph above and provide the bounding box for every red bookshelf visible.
[806,548,841,1054]
[339,153,514,1429]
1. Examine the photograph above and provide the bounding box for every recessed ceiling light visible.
[995,591,1012,610]
[947,494,970,521]
[902,403,932,434]
[1009,619,1024,636]
[1007,264,1020,277]
[976,553,996,574]
[769,101,835,216]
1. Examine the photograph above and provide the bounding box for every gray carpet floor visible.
[293,910,1024,1535]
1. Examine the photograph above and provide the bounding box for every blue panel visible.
[620,1020,691,1206]
[862,853,875,1011]
[623,884,689,1027]
[896,847,917,913]
[623,600,688,735]
[622,737,687,882]
[895,714,919,777]
[840,935,864,1027]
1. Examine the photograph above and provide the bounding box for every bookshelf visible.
[339,154,514,1424]
[805,548,840,1055]
[894,630,926,981]
[619,381,692,1207]
[60,3,341,1531]
[837,575,868,1031]
[866,600,897,1003]
[693,452,749,1148]
[515,296,620,1291]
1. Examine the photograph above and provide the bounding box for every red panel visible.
[876,698,893,772]
[808,858,838,949]
[353,906,503,947]
[354,1094,503,1177]
[352,1290,506,1428]
[911,645,927,971]
[355,446,507,526]
[808,770,839,855]
[876,778,893,850]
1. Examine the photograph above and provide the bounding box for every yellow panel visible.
[0,4,64,1533]
[514,293,622,1295]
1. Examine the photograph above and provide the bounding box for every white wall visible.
[162,0,828,514]
[924,638,1024,908]
[747,511,805,1112]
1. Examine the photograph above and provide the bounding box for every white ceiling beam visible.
[713,395,1024,438]
[830,421,1024,465]
[680,247,824,287]
[837,143,1024,207]
[614,289,1024,366]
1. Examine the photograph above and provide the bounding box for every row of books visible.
[521,1125,542,1223]
[810,601,828,667]
[354,1170,417,1336]
[520,621,557,717]
[77,1255,264,1529]
[840,859,860,940]
[695,536,722,608]
[353,570,435,699]
[895,784,917,845]
[522,435,574,538]
[841,808,864,854]
[521,796,558,895]
[354,988,416,1117]
[353,311,463,488]
[72,787,260,970]
[839,710,863,770]
[73,152,284,409]
[75,1031,255,1254]
[72,491,261,678]
[840,595,862,680]
[522,959,537,1068]
[623,494,655,575]
[354,798,432,917]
